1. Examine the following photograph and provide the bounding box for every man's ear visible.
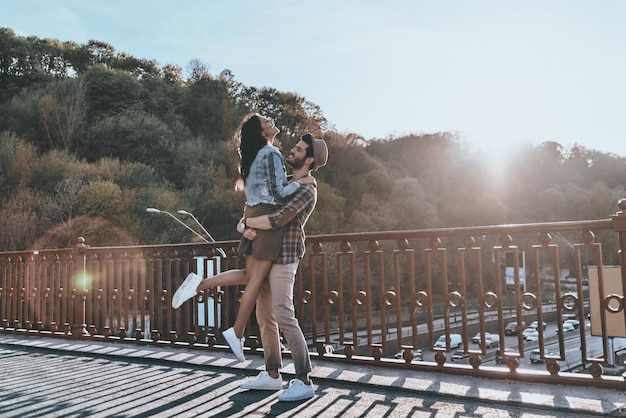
[305,156,315,167]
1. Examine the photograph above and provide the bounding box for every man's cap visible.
[303,134,328,170]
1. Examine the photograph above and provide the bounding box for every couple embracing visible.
[172,112,328,402]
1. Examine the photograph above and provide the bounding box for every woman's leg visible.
[196,269,247,292]
[173,268,248,309]
[232,256,273,339]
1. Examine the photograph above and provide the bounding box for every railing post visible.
[71,237,90,340]
[610,199,626,346]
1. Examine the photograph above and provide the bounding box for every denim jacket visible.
[244,144,301,206]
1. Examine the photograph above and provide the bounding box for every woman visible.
[172,113,314,361]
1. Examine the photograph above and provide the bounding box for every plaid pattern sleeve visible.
[270,184,317,265]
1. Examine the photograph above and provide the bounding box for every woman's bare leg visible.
[196,269,247,292]
[232,256,273,339]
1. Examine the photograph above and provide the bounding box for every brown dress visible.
[236,203,284,261]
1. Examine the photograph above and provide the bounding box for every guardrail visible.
[2,199,626,388]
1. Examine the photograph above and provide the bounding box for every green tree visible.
[0,133,36,195]
[79,111,176,178]
[81,179,126,222]
[181,75,238,141]
[28,148,80,192]
[178,161,245,241]
[39,77,86,150]
[0,188,42,250]
[83,66,144,121]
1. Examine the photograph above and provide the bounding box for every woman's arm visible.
[267,151,301,199]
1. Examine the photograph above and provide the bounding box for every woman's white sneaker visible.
[223,327,245,361]
[172,273,202,309]
[240,371,282,390]
[277,379,315,402]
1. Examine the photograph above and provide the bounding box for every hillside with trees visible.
[1,27,625,251]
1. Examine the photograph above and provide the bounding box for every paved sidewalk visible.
[0,334,624,417]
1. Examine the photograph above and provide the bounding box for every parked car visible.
[524,329,539,341]
[529,349,557,364]
[529,320,547,331]
[482,333,500,348]
[557,322,575,334]
[495,348,515,364]
[504,321,526,336]
[564,319,580,329]
[434,333,462,349]
[472,332,496,344]
[522,327,538,338]
[394,349,423,362]
[451,349,469,361]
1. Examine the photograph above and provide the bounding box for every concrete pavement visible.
[0,334,624,417]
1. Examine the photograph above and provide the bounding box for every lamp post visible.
[177,210,226,258]
[146,208,207,241]
[146,208,226,257]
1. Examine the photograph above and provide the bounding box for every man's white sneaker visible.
[277,379,315,402]
[240,371,282,390]
[223,327,245,361]
[172,273,202,309]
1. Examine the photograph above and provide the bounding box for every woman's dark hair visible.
[237,113,267,182]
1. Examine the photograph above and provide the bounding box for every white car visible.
[564,319,580,329]
[524,329,539,341]
[522,327,537,338]
[557,322,575,334]
[472,332,496,344]
[451,349,469,361]
[482,333,500,348]
[529,320,547,330]
[530,349,557,363]
[394,349,423,362]
[435,333,462,349]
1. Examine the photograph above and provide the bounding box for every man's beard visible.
[286,154,305,169]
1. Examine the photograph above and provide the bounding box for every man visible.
[239,133,327,402]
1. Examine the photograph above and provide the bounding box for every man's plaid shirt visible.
[268,183,317,265]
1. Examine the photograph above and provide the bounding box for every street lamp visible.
[146,208,226,258]
[177,210,227,258]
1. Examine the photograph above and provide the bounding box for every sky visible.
[2,0,626,157]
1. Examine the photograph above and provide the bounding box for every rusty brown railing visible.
[2,200,626,389]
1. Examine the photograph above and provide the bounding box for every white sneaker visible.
[277,379,315,402]
[172,273,202,309]
[241,371,282,390]
[223,327,245,361]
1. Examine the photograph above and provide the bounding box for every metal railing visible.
[2,200,626,389]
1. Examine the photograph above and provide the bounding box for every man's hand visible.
[243,228,257,240]
[237,217,257,239]
[237,218,246,234]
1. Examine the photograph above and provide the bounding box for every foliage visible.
[0,28,625,252]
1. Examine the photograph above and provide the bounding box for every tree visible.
[178,161,245,240]
[0,28,55,101]
[79,111,176,178]
[181,75,239,141]
[0,188,42,250]
[81,179,130,227]
[0,133,36,195]
[41,176,84,224]
[83,66,144,121]
[32,215,137,249]
[28,148,81,193]
[39,77,86,150]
